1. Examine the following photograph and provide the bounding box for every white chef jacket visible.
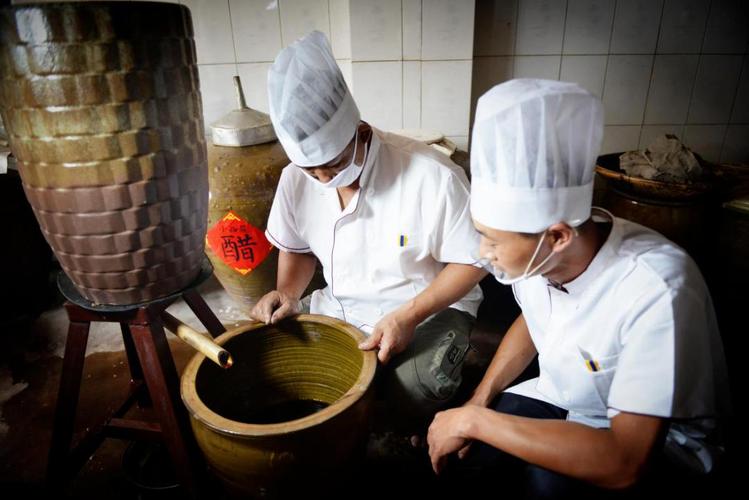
[265,127,483,333]
[506,208,731,473]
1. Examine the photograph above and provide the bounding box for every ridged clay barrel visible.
[180,314,376,497]
[0,2,208,304]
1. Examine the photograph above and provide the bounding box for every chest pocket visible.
[572,350,620,415]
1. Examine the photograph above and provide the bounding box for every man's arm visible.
[249,250,317,324]
[429,407,665,488]
[359,263,487,363]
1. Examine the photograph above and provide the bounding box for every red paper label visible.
[206,211,273,275]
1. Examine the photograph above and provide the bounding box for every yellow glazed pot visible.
[180,314,376,497]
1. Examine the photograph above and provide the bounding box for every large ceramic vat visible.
[0,1,207,304]
[180,314,376,497]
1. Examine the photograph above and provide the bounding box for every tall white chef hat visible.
[267,30,360,167]
[470,79,603,233]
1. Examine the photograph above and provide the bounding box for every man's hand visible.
[357,308,418,364]
[427,406,479,474]
[249,290,301,324]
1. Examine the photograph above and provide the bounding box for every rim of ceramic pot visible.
[180,313,377,437]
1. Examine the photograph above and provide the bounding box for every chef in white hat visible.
[251,31,487,426]
[427,79,731,496]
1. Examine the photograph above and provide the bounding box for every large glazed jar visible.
[0,1,208,304]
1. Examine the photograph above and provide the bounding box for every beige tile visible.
[515,0,566,55]
[644,55,699,124]
[702,0,749,54]
[656,0,710,54]
[350,0,402,61]
[198,63,239,132]
[474,0,517,56]
[279,0,330,47]
[422,60,473,137]
[601,125,642,154]
[602,55,653,125]
[403,61,422,129]
[403,0,422,60]
[422,0,476,60]
[720,125,749,163]
[559,55,606,97]
[610,0,663,54]
[329,0,352,59]
[563,0,616,55]
[236,62,273,114]
[514,55,560,80]
[182,0,235,64]
[688,55,743,124]
[730,56,749,124]
[351,61,403,131]
[683,125,727,162]
[230,0,282,63]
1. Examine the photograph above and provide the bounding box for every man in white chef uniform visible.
[250,31,487,427]
[427,79,731,497]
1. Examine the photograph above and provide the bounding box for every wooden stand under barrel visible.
[46,259,226,498]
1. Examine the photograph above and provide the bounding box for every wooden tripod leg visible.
[46,320,90,487]
[120,323,150,407]
[182,289,226,338]
[129,318,203,499]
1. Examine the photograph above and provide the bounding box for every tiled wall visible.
[472,0,749,163]
[11,0,476,150]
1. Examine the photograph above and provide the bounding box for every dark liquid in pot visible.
[242,399,330,424]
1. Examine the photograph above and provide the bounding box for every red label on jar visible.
[206,211,273,275]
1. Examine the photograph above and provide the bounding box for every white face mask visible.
[306,133,367,189]
[488,230,555,285]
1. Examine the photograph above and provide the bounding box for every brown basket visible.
[0,2,208,304]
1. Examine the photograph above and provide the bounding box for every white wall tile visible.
[182,0,235,64]
[515,0,566,55]
[601,125,642,154]
[610,0,663,54]
[731,57,749,124]
[403,0,422,60]
[474,0,517,56]
[422,0,476,60]
[688,55,743,124]
[198,63,239,132]
[644,55,699,124]
[656,0,710,54]
[720,125,749,163]
[329,0,352,59]
[683,124,727,162]
[351,62,402,131]
[422,60,473,137]
[702,0,749,54]
[230,0,282,62]
[514,55,560,80]
[279,0,330,47]
[350,0,401,61]
[337,59,353,90]
[602,55,653,125]
[639,125,684,149]
[559,55,606,97]
[236,62,272,113]
[403,61,422,129]
[563,0,616,55]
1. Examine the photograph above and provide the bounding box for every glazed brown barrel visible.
[0,2,207,304]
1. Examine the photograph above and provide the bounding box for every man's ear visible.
[547,223,576,252]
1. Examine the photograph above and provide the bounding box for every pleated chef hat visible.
[268,31,360,167]
[470,79,603,233]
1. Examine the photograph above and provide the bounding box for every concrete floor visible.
[0,271,513,499]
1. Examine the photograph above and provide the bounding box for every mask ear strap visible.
[523,230,547,276]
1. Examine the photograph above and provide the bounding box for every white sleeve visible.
[265,168,311,253]
[428,170,481,265]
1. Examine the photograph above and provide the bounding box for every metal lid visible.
[210,76,277,147]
